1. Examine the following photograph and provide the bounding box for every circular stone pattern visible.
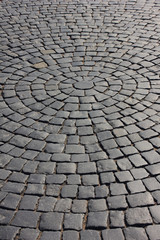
[0,0,160,239]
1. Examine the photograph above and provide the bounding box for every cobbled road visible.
[0,0,160,239]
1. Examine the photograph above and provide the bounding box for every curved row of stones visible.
[0,0,160,239]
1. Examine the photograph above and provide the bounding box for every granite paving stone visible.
[78,186,95,199]
[61,185,78,198]
[110,210,125,228]
[123,227,148,240]
[19,195,39,210]
[0,208,15,225]
[25,183,45,196]
[63,231,79,240]
[127,180,146,194]
[0,193,21,210]
[40,231,61,240]
[39,212,63,231]
[88,199,107,212]
[54,198,72,213]
[64,213,83,230]
[127,192,154,208]
[80,230,101,240]
[149,205,160,223]
[146,225,160,240]
[0,226,20,240]
[125,207,152,226]
[107,195,128,210]
[72,200,87,213]
[46,184,61,197]
[102,229,124,240]
[67,174,81,185]
[19,228,40,240]
[82,174,99,186]
[11,210,40,228]
[87,211,108,229]
[0,0,160,238]
[38,196,57,212]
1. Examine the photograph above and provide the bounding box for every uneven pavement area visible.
[0,0,160,239]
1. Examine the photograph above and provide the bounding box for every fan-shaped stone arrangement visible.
[0,0,160,239]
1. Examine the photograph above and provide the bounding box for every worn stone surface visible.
[0,0,160,239]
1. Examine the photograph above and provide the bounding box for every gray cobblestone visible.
[0,209,15,225]
[88,199,107,212]
[102,229,124,240]
[78,186,95,199]
[2,182,25,194]
[110,211,125,228]
[40,212,63,231]
[11,210,40,228]
[8,172,28,183]
[80,230,101,240]
[87,211,108,229]
[19,228,40,240]
[63,231,79,240]
[67,175,81,185]
[25,183,45,196]
[54,198,72,213]
[0,193,21,210]
[77,162,96,174]
[82,175,99,186]
[110,183,128,196]
[127,180,146,194]
[107,195,128,210]
[19,195,39,210]
[146,225,160,240]
[127,192,154,208]
[72,200,87,213]
[130,168,149,180]
[46,174,66,184]
[38,196,57,212]
[0,226,19,240]
[46,184,61,197]
[6,158,26,171]
[126,207,152,226]
[149,205,160,223]
[95,185,109,198]
[61,185,78,198]
[143,178,160,191]
[40,231,61,240]
[64,213,83,230]
[123,227,148,240]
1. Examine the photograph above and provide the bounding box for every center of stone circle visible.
[74,81,94,90]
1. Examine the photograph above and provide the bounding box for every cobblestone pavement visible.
[0,0,160,239]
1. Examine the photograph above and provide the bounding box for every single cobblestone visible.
[40,212,63,231]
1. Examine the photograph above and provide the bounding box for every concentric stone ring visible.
[0,0,160,239]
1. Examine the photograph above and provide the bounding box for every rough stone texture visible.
[80,230,101,240]
[125,207,152,226]
[39,213,63,231]
[146,225,160,240]
[123,227,148,240]
[64,213,83,230]
[63,231,79,240]
[0,0,160,239]
[19,228,40,240]
[40,231,61,240]
[102,229,124,240]
[0,226,20,240]
[11,211,40,228]
[87,212,108,229]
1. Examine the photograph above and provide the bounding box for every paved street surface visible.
[0,0,160,239]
